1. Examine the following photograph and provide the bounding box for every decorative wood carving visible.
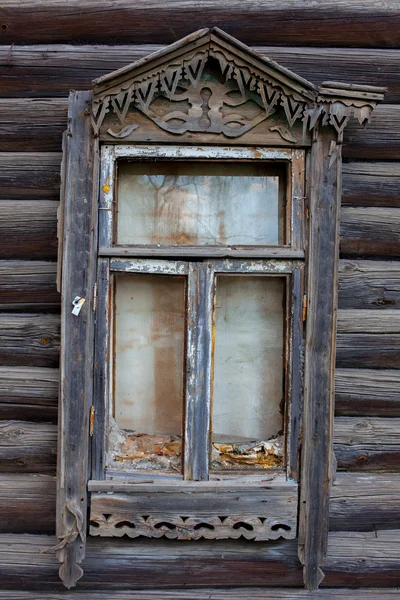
[92,29,385,142]
[90,514,296,541]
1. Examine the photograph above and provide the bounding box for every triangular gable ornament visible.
[91,28,385,143]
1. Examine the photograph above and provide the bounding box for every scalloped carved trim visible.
[92,39,381,141]
[90,514,297,541]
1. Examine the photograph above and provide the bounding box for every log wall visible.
[1,6,400,593]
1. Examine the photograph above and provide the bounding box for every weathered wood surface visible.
[56,90,98,589]
[335,369,400,417]
[0,153,61,200]
[299,129,340,589]
[341,207,400,257]
[0,421,57,473]
[330,473,400,532]
[1,2,400,47]
[337,309,400,333]
[0,201,58,259]
[0,530,399,589]
[343,105,400,160]
[0,589,399,599]
[0,366,58,421]
[336,333,400,369]
[2,470,398,537]
[0,99,66,152]
[0,474,55,533]
[1,45,399,102]
[342,162,400,208]
[1,99,398,158]
[0,314,59,368]
[334,417,400,472]
[0,261,59,312]
[338,260,400,310]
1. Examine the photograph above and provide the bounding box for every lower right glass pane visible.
[212,275,285,471]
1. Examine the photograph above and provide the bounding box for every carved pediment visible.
[92,28,385,143]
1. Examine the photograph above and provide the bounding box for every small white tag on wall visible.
[72,296,86,316]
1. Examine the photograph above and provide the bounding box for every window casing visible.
[56,28,384,590]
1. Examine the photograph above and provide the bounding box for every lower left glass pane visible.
[111,273,185,472]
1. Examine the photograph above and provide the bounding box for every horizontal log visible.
[1,1,400,47]
[335,369,400,417]
[0,153,61,200]
[342,162,400,207]
[0,99,66,152]
[337,309,400,333]
[334,417,400,471]
[330,473,400,532]
[0,100,398,158]
[341,207,400,257]
[343,105,400,160]
[0,260,59,312]
[0,590,399,599]
[338,259,400,310]
[0,201,58,259]
[0,314,60,368]
[0,366,58,421]
[0,474,55,533]
[336,333,400,369]
[0,420,56,473]
[1,45,400,102]
[0,530,399,589]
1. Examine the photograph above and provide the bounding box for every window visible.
[56,27,384,591]
[92,145,304,490]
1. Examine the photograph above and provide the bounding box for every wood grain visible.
[1,2,400,47]
[335,369,400,417]
[0,153,61,200]
[0,366,58,421]
[342,162,400,208]
[0,201,58,259]
[0,474,55,532]
[0,420,57,473]
[0,590,399,599]
[0,530,399,589]
[336,333,400,369]
[299,128,340,589]
[56,90,98,589]
[0,45,398,102]
[330,473,400,531]
[0,260,59,312]
[337,309,400,333]
[334,417,400,471]
[0,313,59,368]
[340,207,400,257]
[338,259,400,309]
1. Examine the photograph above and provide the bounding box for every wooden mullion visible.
[184,262,214,481]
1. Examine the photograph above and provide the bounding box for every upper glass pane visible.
[116,161,285,246]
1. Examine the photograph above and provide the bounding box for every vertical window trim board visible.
[298,126,341,591]
[56,90,99,590]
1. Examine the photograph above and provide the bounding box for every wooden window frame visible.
[56,29,384,591]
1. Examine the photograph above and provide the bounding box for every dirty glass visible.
[116,161,285,246]
[211,275,285,470]
[112,273,185,471]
